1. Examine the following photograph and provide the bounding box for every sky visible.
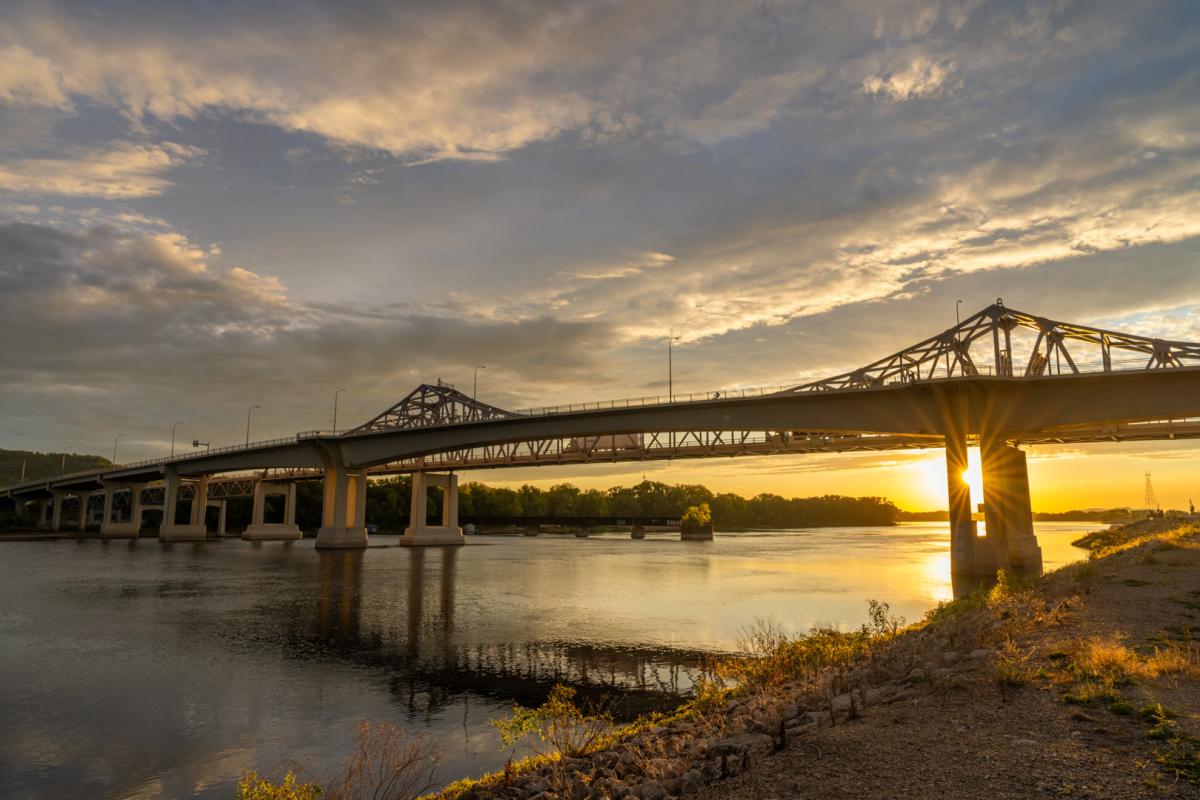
[2,0,1200,511]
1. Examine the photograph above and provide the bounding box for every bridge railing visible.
[506,356,1165,417]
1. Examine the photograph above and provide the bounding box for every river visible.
[0,522,1101,799]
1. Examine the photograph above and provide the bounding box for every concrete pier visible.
[316,460,368,549]
[243,481,301,540]
[398,471,464,546]
[160,469,206,542]
[99,481,143,539]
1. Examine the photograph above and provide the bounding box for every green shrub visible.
[681,503,712,528]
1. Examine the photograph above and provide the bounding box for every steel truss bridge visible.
[5,301,1200,577]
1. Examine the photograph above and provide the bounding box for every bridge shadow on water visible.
[242,546,708,722]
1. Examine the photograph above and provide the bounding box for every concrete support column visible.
[352,472,367,530]
[630,524,645,539]
[50,491,67,531]
[77,492,93,531]
[444,473,458,529]
[160,468,206,542]
[945,429,992,577]
[316,444,369,549]
[399,472,464,547]
[286,483,297,527]
[251,480,267,527]
[163,470,180,529]
[409,471,427,530]
[36,499,51,529]
[244,480,302,541]
[100,483,142,539]
[937,388,996,580]
[217,500,227,536]
[980,435,1042,575]
[189,476,209,526]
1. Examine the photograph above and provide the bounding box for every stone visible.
[968,648,991,660]
[662,778,682,795]
[806,710,832,726]
[942,651,961,664]
[903,667,927,683]
[680,769,705,796]
[864,686,895,705]
[831,693,853,713]
[635,780,666,800]
[711,732,773,756]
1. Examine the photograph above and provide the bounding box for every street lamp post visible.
[332,389,347,433]
[668,334,681,402]
[245,405,260,446]
[112,433,126,465]
[170,421,184,457]
[955,299,963,327]
[473,365,486,399]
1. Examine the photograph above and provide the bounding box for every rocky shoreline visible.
[437,519,1200,800]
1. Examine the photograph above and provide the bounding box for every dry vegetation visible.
[239,721,442,800]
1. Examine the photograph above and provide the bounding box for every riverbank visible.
[439,519,1198,799]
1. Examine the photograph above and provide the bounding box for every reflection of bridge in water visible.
[279,549,708,719]
[6,301,1200,583]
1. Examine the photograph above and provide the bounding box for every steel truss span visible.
[782,301,1200,392]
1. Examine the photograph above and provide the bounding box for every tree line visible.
[348,478,899,531]
[2,472,897,532]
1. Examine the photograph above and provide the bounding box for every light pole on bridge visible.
[245,405,260,446]
[332,389,347,433]
[170,421,184,458]
[473,365,486,399]
[112,433,126,465]
[668,333,680,402]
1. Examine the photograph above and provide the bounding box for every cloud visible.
[0,222,622,454]
[861,56,958,100]
[0,142,202,198]
[0,44,71,108]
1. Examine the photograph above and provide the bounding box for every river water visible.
[0,522,1101,799]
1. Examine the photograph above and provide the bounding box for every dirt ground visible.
[700,522,1200,799]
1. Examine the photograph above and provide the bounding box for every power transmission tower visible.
[1144,470,1159,513]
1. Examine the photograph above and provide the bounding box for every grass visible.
[994,638,1035,688]
[1051,637,1197,710]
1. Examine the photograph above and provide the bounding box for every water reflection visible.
[301,546,701,720]
[0,521,1103,800]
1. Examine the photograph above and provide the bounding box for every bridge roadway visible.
[5,303,1200,579]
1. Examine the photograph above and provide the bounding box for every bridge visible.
[4,300,1200,579]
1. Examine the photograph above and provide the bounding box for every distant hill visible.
[0,448,111,486]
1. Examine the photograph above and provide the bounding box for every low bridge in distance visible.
[5,300,1200,580]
